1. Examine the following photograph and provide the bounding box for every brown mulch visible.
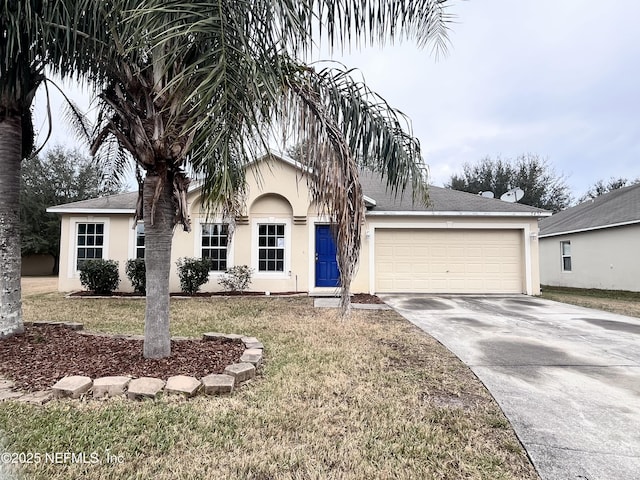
[0,324,245,392]
[68,291,384,303]
[350,293,385,304]
[69,291,305,297]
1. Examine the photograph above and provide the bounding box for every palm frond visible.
[279,59,429,311]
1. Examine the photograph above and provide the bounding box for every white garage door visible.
[375,229,524,294]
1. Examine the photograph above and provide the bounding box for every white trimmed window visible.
[76,222,104,269]
[135,223,145,259]
[561,241,572,272]
[201,223,229,271]
[258,223,286,272]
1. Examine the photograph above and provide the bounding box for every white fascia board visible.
[363,195,377,207]
[539,219,640,238]
[46,207,136,214]
[365,210,551,218]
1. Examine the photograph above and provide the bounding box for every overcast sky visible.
[34,0,640,200]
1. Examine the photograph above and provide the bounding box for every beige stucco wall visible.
[55,156,542,295]
[57,214,135,292]
[539,224,640,292]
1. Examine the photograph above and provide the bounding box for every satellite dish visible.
[500,187,525,203]
[480,191,495,198]
[514,188,524,202]
[500,191,516,202]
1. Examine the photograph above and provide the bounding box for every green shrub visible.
[79,259,120,295]
[125,258,146,294]
[176,257,211,294]
[218,265,253,293]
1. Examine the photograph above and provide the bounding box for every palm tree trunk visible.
[142,173,174,358]
[0,115,24,338]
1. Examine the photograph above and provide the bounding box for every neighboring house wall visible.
[21,254,55,276]
[540,224,640,292]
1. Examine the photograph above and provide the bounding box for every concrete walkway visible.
[381,294,640,480]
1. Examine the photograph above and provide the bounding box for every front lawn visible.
[541,285,640,318]
[0,282,538,479]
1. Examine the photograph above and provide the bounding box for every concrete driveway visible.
[381,294,640,480]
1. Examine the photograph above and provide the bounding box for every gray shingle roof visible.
[539,182,640,237]
[48,173,548,217]
[47,191,138,212]
[359,172,549,215]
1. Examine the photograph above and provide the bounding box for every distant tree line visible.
[445,154,572,213]
[446,154,638,212]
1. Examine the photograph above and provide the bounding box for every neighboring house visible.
[539,183,640,292]
[47,152,549,295]
[21,254,56,276]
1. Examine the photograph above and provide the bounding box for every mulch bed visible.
[69,291,386,304]
[350,293,385,304]
[0,324,245,392]
[69,291,305,297]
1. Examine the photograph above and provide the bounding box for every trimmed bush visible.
[125,258,146,294]
[79,259,120,295]
[176,257,211,295]
[218,265,253,293]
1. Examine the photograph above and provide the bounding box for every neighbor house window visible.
[258,223,285,272]
[135,223,145,259]
[561,241,572,272]
[76,222,104,269]
[201,223,228,271]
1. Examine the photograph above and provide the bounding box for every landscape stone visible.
[224,363,256,383]
[165,375,201,397]
[202,332,225,341]
[93,376,131,398]
[63,322,84,330]
[201,374,235,395]
[0,390,23,401]
[203,332,242,342]
[127,377,165,400]
[52,375,93,399]
[0,379,15,390]
[240,348,263,366]
[241,337,264,349]
[18,391,52,405]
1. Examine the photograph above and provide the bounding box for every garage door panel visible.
[375,229,523,294]
[465,263,483,274]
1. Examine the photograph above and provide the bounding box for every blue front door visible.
[315,225,340,287]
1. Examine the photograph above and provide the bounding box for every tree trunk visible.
[142,173,174,358]
[0,116,24,338]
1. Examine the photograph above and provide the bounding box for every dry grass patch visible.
[1,284,539,479]
[541,285,640,318]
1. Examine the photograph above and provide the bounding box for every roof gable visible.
[540,182,640,237]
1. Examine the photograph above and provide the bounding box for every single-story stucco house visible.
[539,182,640,292]
[47,152,550,295]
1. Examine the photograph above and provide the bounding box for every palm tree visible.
[0,1,88,337]
[78,0,453,358]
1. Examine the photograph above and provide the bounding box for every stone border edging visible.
[0,322,263,405]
